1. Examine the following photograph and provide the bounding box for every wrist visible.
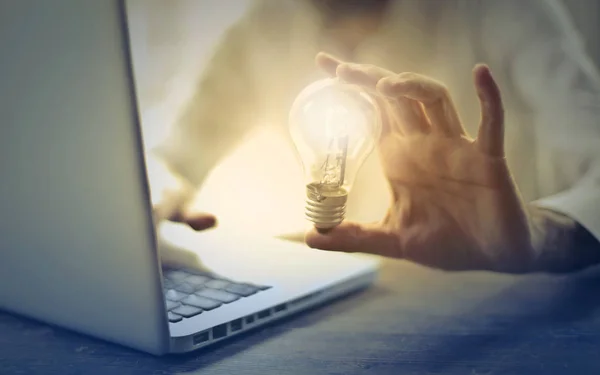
[152,185,194,223]
[146,155,196,222]
[527,204,600,273]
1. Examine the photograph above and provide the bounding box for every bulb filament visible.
[318,106,350,190]
[319,134,348,189]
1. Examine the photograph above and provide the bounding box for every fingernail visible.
[474,63,492,78]
[474,63,488,71]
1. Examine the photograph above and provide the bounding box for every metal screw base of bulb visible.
[305,183,348,230]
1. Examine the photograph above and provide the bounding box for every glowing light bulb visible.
[289,78,381,230]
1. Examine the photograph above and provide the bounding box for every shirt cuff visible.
[533,184,600,243]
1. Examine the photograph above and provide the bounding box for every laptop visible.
[0,0,379,355]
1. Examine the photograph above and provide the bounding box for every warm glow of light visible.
[190,127,309,238]
[300,91,370,158]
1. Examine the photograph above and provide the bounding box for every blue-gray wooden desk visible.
[1,258,599,374]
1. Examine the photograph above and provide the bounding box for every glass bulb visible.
[289,78,381,230]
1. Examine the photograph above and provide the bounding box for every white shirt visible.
[153,0,600,241]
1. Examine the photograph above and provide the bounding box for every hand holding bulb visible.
[305,53,539,273]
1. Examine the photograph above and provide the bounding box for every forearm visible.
[154,17,259,188]
[529,205,600,273]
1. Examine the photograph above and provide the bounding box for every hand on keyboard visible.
[157,230,212,271]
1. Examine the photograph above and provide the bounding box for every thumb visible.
[474,64,505,157]
[305,222,400,258]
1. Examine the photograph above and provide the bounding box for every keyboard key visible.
[165,289,187,302]
[204,279,231,290]
[166,300,181,311]
[164,270,189,281]
[168,312,182,323]
[183,295,222,311]
[186,275,210,286]
[197,288,240,303]
[172,305,203,318]
[162,279,178,289]
[225,283,259,297]
[174,283,196,294]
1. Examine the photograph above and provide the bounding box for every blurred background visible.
[125,0,600,237]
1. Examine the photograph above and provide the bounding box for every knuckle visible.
[438,83,451,96]
[430,80,450,100]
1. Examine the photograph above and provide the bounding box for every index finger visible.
[315,52,345,77]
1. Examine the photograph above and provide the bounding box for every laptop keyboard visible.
[163,268,271,323]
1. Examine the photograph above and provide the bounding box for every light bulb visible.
[289,78,381,230]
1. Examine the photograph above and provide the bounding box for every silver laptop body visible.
[0,0,379,355]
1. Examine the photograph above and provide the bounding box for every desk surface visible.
[2,258,600,375]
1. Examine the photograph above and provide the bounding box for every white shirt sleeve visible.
[481,0,600,241]
[534,168,600,239]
